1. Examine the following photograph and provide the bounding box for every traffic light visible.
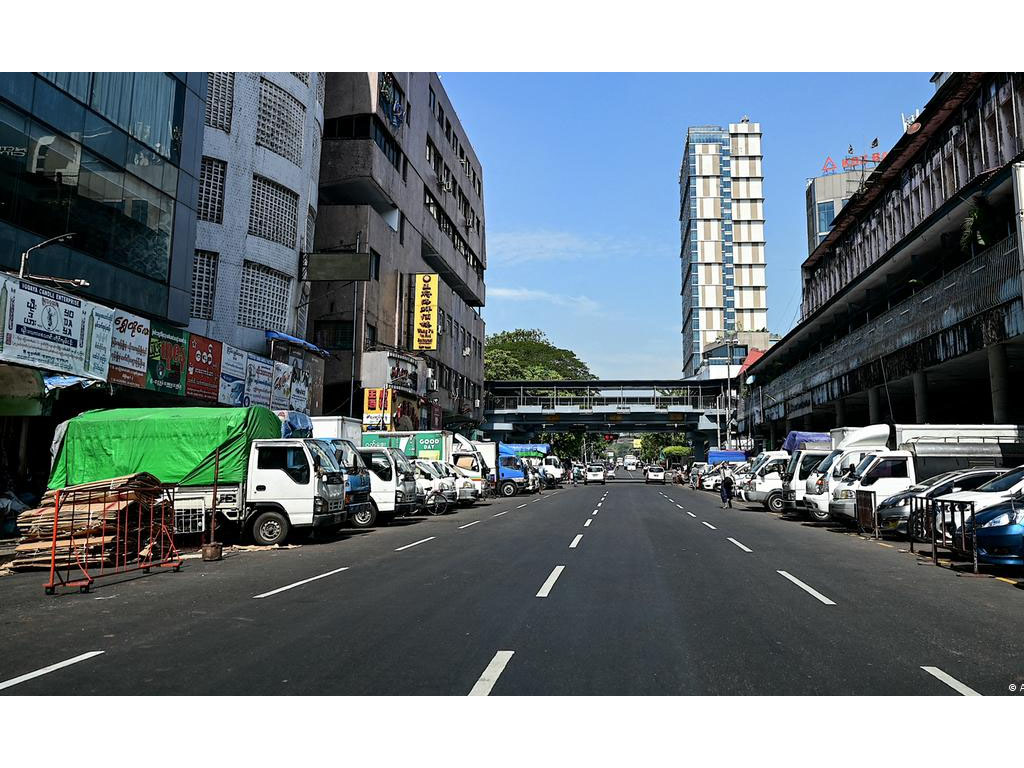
[603,433,618,442]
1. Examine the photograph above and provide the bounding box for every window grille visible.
[238,260,291,331]
[291,72,310,85]
[190,250,218,320]
[257,77,306,166]
[248,174,299,248]
[205,72,234,133]
[316,72,326,106]
[197,157,226,223]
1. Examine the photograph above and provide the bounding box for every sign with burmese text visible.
[243,353,274,407]
[185,333,222,401]
[146,322,187,395]
[218,343,247,406]
[0,275,114,381]
[413,273,438,351]
[107,310,151,388]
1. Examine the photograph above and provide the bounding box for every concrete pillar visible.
[868,386,882,424]
[834,399,847,428]
[989,343,1012,423]
[912,370,929,423]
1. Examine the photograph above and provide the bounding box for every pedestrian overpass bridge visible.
[482,379,729,439]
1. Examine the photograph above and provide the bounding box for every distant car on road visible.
[606,466,616,479]
[585,464,606,485]
[646,466,666,484]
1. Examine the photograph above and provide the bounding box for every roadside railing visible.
[40,475,182,595]
[855,490,878,537]
[907,496,979,574]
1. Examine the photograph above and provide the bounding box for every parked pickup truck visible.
[49,407,347,546]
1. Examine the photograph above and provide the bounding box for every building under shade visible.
[741,72,1024,441]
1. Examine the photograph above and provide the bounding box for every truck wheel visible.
[500,481,517,497]
[252,510,289,546]
[808,507,831,523]
[350,501,378,529]
[766,493,784,514]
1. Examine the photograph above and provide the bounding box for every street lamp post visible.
[19,233,76,279]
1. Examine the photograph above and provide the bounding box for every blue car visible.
[960,500,1024,567]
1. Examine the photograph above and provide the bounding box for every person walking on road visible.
[721,471,734,509]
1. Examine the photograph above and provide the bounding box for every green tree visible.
[485,329,595,380]
[483,348,527,380]
[483,329,597,457]
[639,432,690,462]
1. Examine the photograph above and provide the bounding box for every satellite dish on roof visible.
[906,122,922,135]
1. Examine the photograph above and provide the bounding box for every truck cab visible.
[781,448,831,513]
[743,450,790,511]
[542,455,564,483]
[832,442,1024,522]
[318,437,375,529]
[245,438,347,545]
[357,446,419,522]
[495,452,527,497]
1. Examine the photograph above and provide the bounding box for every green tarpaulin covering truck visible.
[49,407,348,545]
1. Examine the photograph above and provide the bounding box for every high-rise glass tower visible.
[680,121,767,377]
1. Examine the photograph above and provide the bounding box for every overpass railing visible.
[487,392,722,411]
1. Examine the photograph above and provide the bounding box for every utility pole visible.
[348,231,362,418]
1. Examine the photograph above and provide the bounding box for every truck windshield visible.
[784,454,800,480]
[815,450,842,475]
[391,450,414,474]
[324,439,363,472]
[852,454,877,480]
[307,440,341,473]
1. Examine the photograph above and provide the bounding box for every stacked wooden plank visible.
[12,474,165,571]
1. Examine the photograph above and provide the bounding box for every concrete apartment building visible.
[742,72,1024,440]
[310,73,486,428]
[190,72,325,353]
[680,121,768,378]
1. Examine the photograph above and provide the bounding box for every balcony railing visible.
[748,233,1021,424]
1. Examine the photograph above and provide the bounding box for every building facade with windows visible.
[310,72,486,428]
[806,171,860,256]
[190,72,324,354]
[741,73,1024,438]
[680,121,768,378]
[0,72,206,325]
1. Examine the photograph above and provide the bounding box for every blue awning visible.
[265,330,329,358]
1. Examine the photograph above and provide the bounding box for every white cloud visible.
[488,286,599,313]
[488,230,636,265]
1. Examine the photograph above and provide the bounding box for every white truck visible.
[542,454,564,483]
[356,445,419,524]
[50,407,348,546]
[802,425,891,522]
[828,424,1024,522]
[624,455,638,471]
[780,442,833,514]
[740,450,790,511]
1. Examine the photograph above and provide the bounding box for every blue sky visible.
[439,72,936,378]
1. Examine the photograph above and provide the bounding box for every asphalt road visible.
[2,470,1023,695]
